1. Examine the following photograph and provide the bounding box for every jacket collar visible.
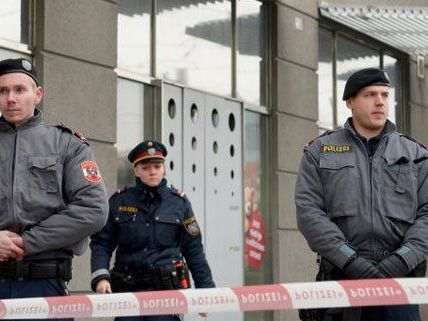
[343,117,396,138]
[135,177,168,200]
[0,108,43,131]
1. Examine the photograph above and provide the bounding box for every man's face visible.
[134,161,165,187]
[346,85,390,135]
[0,73,43,126]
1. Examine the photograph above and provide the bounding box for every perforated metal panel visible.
[162,84,243,321]
[162,84,183,190]
[183,89,206,236]
[204,96,244,321]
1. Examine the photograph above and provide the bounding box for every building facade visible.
[2,0,428,320]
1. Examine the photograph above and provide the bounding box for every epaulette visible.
[305,129,336,147]
[170,186,185,198]
[399,133,427,150]
[112,186,129,196]
[55,123,89,145]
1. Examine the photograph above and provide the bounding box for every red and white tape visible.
[2,278,428,319]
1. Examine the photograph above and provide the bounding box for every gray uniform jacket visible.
[296,119,428,271]
[0,109,108,257]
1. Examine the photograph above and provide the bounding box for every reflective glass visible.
[383,55,400,124]
[118,0,151,75]
[318,28,334,130]
[237,0,265,105]
[157,0,231,96]
[336,36,380,126]
[116,78,145,188]
[0,0,28,44]
[244,111,271,321]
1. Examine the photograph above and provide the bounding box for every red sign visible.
[245,210,266,269]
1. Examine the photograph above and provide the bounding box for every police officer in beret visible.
[90,140,215,321]
[296,68,428,321]
[0,58,109,314]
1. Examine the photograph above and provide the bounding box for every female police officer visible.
[90,140,215,321]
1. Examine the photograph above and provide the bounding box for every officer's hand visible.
[343,256,385,279]
[0,231,25,261]
[198,313,207,318]
[10,235,26,261]
[96,279,112,294]
[377,254,409,278]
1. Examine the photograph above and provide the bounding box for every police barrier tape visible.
[2,278,428,319]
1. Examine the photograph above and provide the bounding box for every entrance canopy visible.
[319,2,428,55]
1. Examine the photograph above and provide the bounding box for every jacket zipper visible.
[352,133,387,260]
[11,129,18,227]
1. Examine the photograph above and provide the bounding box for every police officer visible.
[0,58,109,315]
[90,140,215,321]
[295,68,428,321]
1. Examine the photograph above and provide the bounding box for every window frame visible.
[116,0,272,113]
[319,19,409,132]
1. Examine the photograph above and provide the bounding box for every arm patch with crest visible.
[183,216,200,236]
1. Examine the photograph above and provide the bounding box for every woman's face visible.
[134,161,165,187]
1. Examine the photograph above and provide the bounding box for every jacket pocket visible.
[114,213,138,247]
[29,156,59,193]
[154,214,181,247]
[320,154,358,218]
[382,160,417,223]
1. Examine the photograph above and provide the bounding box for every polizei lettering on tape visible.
[240,292,286,304]
[294,289,343,300]
[191,295,235,305]
[96,300,136,311]
[142,298,182,309]
[50,303,89,314]
[350,287,401,298]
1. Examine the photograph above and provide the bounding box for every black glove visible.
[343,256,385,279]
[377,254,409,278]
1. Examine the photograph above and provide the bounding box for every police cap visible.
[0,58,39,86]
[342,68,390,101]
[128,140,168,166]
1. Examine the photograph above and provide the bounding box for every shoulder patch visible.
[399,133,427,150]
[183,216,200,236]
[55,123,89,145]
[81,160,102,183]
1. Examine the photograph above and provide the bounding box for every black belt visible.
[0,259,72,281]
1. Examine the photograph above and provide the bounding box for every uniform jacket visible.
[0,109,109,257]
[90,178,215,289]
[295,119,428,271]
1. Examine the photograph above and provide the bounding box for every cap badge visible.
[148,147,156,156]
[383,71,390,82]
[148,141,153,147]
[22,60,32,71]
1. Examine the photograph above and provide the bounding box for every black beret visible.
[342,68,390,100]
[0,58,39,86]
[128,140,168,166]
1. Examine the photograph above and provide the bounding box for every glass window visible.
[116,78,145,188]
[0,0,29,44]
[318,28,334,130]
[336,36,380,126]
[237,0,266,105]
[157,0,231,97]
[383,54,401,124]
[0,48,30,60]
[244,111,271,321]
[117,0,151,75]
